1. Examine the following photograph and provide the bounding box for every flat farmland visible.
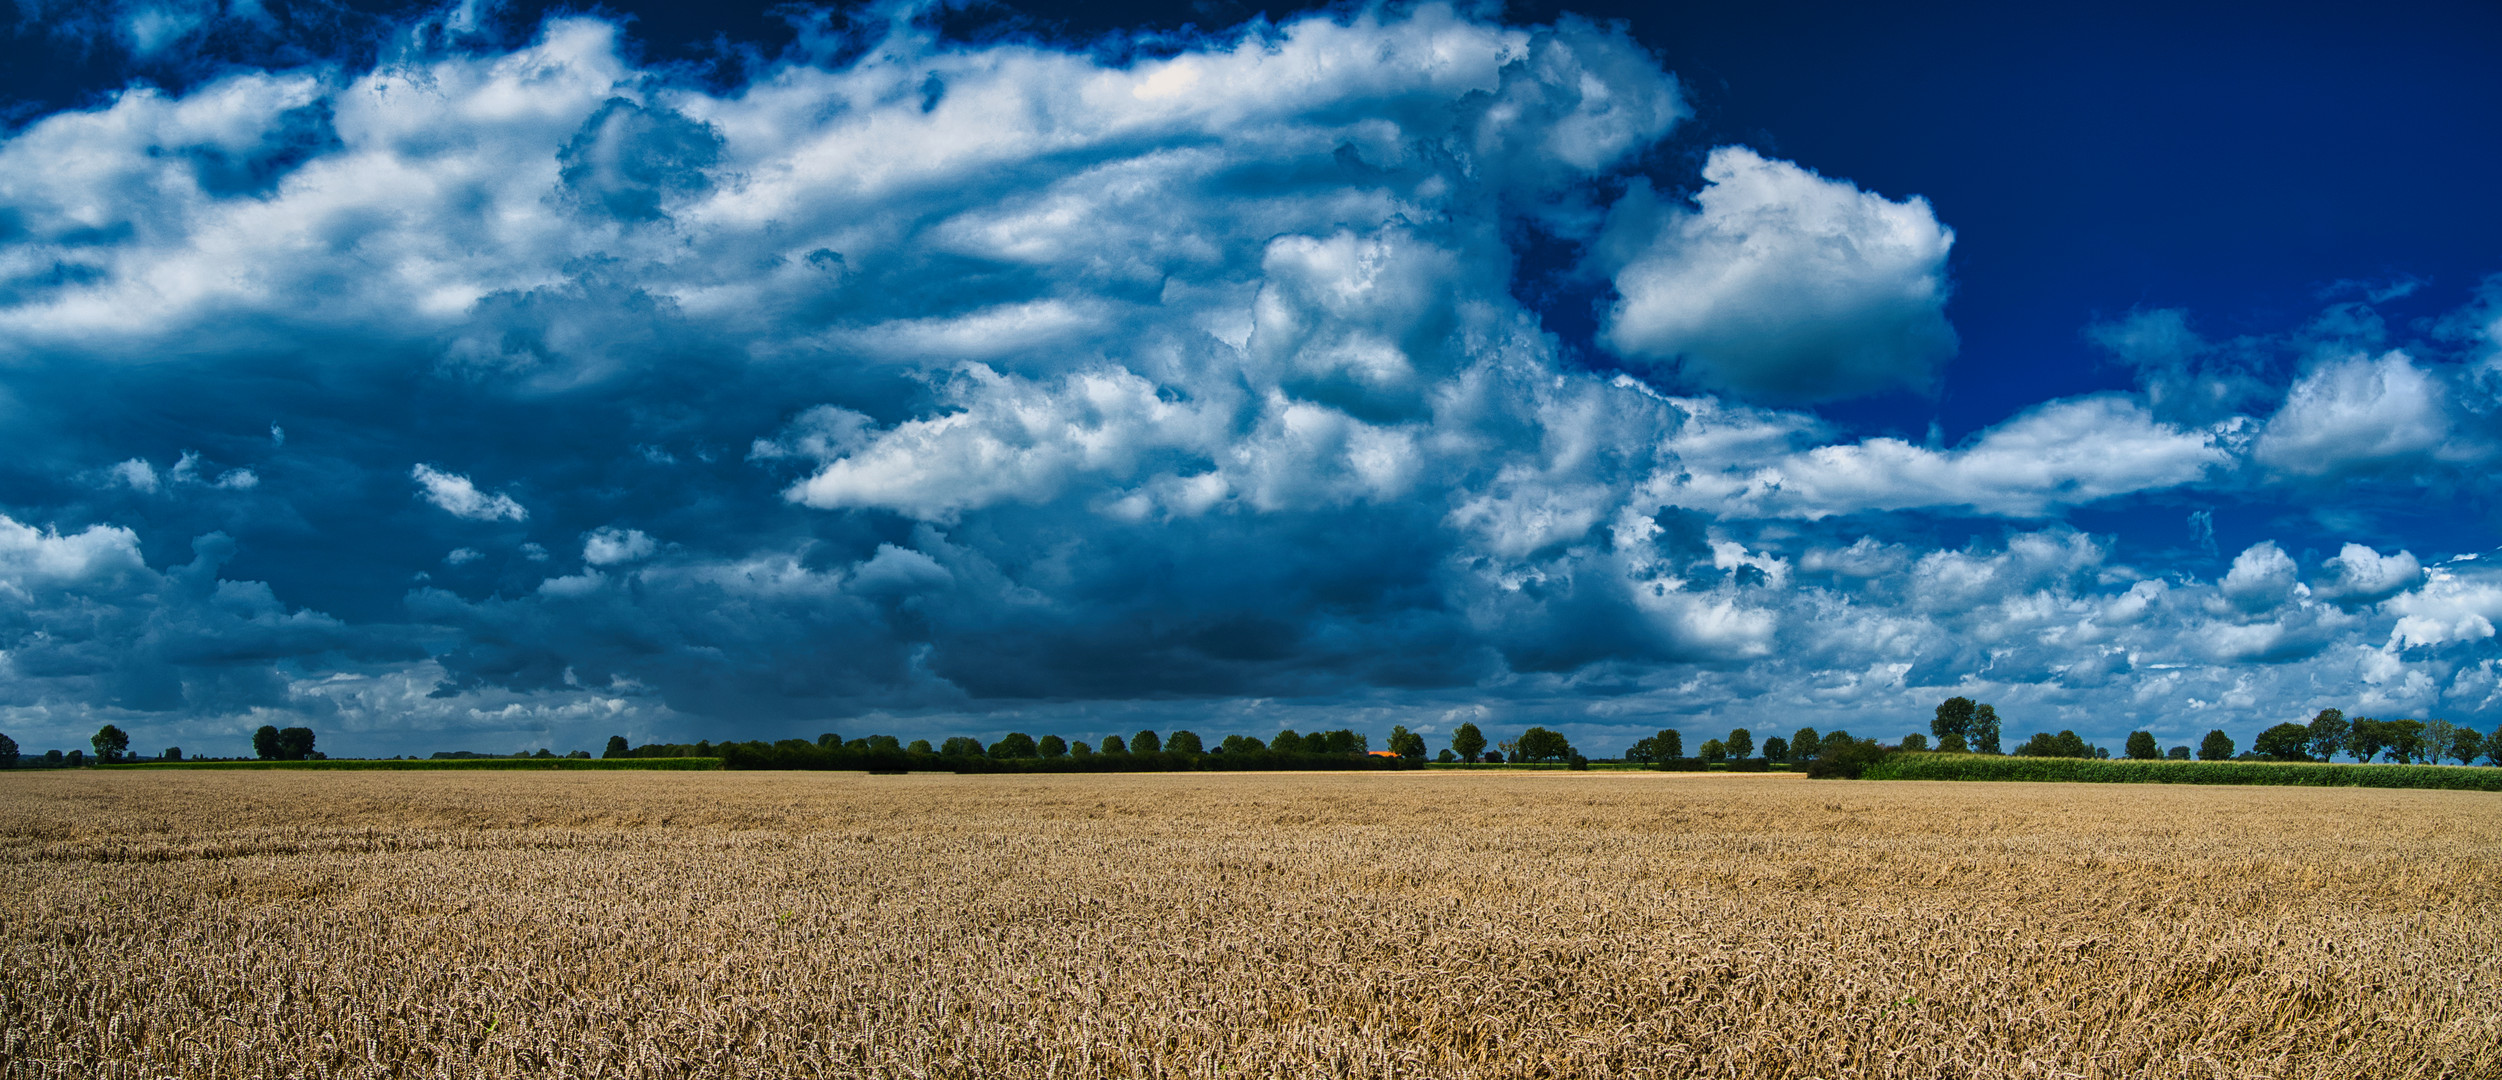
[3,771,2496,1079]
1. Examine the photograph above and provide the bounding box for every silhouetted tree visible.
[1166,730,1204,754]
[940,736,985,757]
[2252,723,2312,761]
[254,724,283,761]
[1270,729,1306,754]
[1131,730,1162,754]
[1763,735,1791,760]
[162,746,181,761]
[1387,725,1425,761]
[1101,734,1128,754]
[816,732,844,750]
[1932,697,1975,746]
[605,735,630,758]
[1725,728,1754,760]
[2198,729,2235,761]
[990,732,1040,758]
[0,732,17,768]
[2168,746,2190,760]
[908,739,934,754]
[2306,709,2349,762]
[1069,741,1092,756]
[1437,748,1457,763]
[1319,729,1364,754]
[2124,731,2159,760]
[1449,722,1487,763]
[1516,727,1572,762]
[865,735,902,753]
[276,727,316,761]
[1220,734,1266,754]
[92,725,129,763]
[1699,738,1726,764]
[1037,735,1068,758]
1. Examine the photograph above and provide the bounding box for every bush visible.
[1805,737,1892,779]
[1864,753,2502,791]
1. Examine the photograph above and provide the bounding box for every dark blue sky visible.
[0,0,2496,758]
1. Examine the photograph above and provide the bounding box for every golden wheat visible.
[2,769,2496,1079]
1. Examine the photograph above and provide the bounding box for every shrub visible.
[1805,737,1891,779]
[1866,753,2502,791]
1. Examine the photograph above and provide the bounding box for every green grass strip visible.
[1865,752,2502,791]
[100,757,723,771]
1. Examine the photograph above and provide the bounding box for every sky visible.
[2,0,2500,759]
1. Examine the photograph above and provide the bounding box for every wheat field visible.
[2,769,2496,1079]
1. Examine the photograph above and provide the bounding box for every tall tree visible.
[1655,729,1684,760]
[2252,723,2312,761]
[2443,724,2482,765]
[2306,709,2349,762]
[1037,735,1069,758]
[91,724,130,763]
[1101,734,1129,754]
[1166,731,1204,754]
[989,732,1039,758]
[1788,728,1818,761]
[253,724,283,761]
[2124,731,2159,760]
[1932,697,1975,745]
[1516,727,1572,762]
[0,731,17,768]
[2483,728,2502,766]
[1132,730,1163,753]
[1270,730,1307,754]
[1449,723,1487,763]
[2425,720,2459,764]
[1725,728,1754,760]
[1698,739,1726,764]
[275,727,316,761]
[940,736,985,756]
[1386,725,1425,760]
[2198,729,2235,761]
[2384,720,2427,764]
[604,735,630,758]
[1971,704,2003,755]
[1762,735,1789,761]
[2348,718,2388,763]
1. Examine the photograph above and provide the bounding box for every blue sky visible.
[2,0,2499,759]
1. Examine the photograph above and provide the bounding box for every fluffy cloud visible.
[412,465,527,522]
[2253,351,2476,476]
[1601,147,1957,402]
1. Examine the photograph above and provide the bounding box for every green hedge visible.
[102,757,723,772]
[1865,752,2502,791]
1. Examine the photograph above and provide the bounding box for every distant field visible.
[1870,752,2502,789]
[3,771,2495,1078]
[100,757,722,771]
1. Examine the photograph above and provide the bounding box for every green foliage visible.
[92,724,130,762]
[162,747,181,761]
[1866,752,2502,791]
[1387,725,1425,761]
[2442,723,2482,765]
[2252,722,2312,761]
[1069,741,1092,756]
[1789,728,1819,762]
[816,732,844,750]
[940,736,985,757]
[1449,722,1486,763]
[605,735,630,758]
[2383,719,2427,763]
[1971,704,2002,755]
[2348,718,2388,762]
[1100,734,1128,754]
[0,731,16,767]
[1132,730,1163,754]
[1699,738,1726,764]
[1269,730,1304,754]
[1725,728,1754,760]
[1036,735,1068,758]
[1895,734,1925,752]
[1932,697,1975,744]
[253,724,282,761]
[1219,734,1266,754]
[2014,731,2091,758]
[1515,727,1571,762]
[114,757,722,771]
[2307,709,2348,762]
[2198,729,2235,761]
[1166,730,1204,754]
[1804,736,1891,779]
[1625,729,1682,763]
[1936,732,1967,753]
[989,732,1040,758]
[908,739,934,754]
[2167,745,2190,760]
[2124,731,2159,760]
[1763,735,1791,760]
[1436,748,1456,763]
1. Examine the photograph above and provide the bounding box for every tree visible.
[1037,735,1068,758]
[2484,728,2502,766]
[2425,720,2459,764]
[2125,731,2159,760]
[908,739,934,754]
[2168,746,2189,760]
[2198,729,2235,761]
[604,735,630,758]
[1271,729,1307,754]
[1654,728,1684,760]
[1936,732,1967,753]
[940,736,984,756]
[1896,734,1926,752]
[1516,727,1572,762]
[1436,748,1456,763]
[1387,725,1425,761]
[2252,723,2312,761]
[1764,735,1791,760]
[2306,709,2349,762]
[1132,730,1163,754]
[276,727,315,761]
[989,732,1039,758]
[2348,718,2388,763]
[1319,729,1365,754]
[0,732,17,768]
[1450,723,1487,763]
[1725,728,1754,760]
[1789,728,1819,761]
[1167,731,1204,754]
[1069,741,1092,756]
[254,724,283,761]
[816,732,844,750]
[1699,738,1727,764]
[1932,697,1975,745]
[162,747,181,762]
[92,725,130,764]
[2446,724,2483,765]
[1805,735,1892,779]
[2384,719,2427,764]
[1101,734,1128,754]
[1220,734,1265,754]
[1971,704,2002,754]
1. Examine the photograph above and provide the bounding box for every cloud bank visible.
[0,3,2498,759]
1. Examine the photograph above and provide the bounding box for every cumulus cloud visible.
[2253,351,2477,476]
[2315,543,2422,604]
[1601,147,1957,402]
[411,465,527,522]
[582,528,655,566]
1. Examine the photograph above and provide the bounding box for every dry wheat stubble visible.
[1,769,2496,1079]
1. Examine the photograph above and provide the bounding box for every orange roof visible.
[1367,750,1400,758]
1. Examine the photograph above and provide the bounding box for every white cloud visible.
[2253,351,2475,476]
[2315,543,2422,604]
[1602,146,1956,402]
[582,527,655,566]
[444,547,482,566]
[2384,566,2502,649]
[2218,541,2301,613]
[411,464,526,522]
[111,458,159,492]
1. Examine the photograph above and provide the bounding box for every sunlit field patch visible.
[4,770,2495,1078]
